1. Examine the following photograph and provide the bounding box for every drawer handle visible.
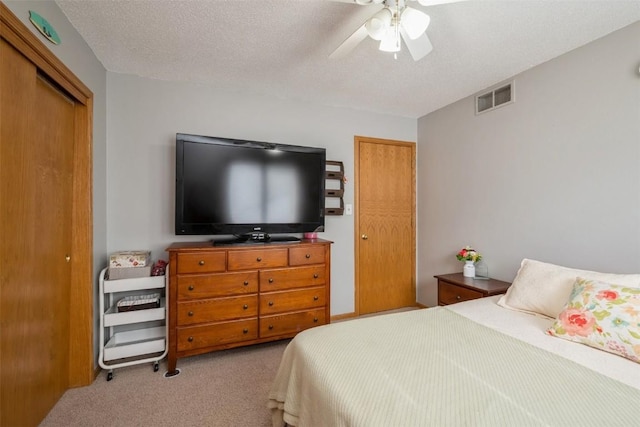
[268,301,274,306]
[243,281,249,286]
[313,296,319,301]
[313,318,319,323]
[243,304,248,310]
[188,311,194,317]
[198,260,205,266]
[456,295,461,300]
[188,336,194,342]
[268,325,274,330]
[256,257,262,262]
[243,328,249,334]
[268,278,274,283]
[313,273,319,279]
[305,254,311,259]
[188,285,194,291]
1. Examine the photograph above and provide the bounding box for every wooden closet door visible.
[355,136,416,314]
[0,40,74,426]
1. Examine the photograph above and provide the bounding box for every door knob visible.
[361,234,368,240]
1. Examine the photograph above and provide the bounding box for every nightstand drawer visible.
[438,282,483,305]
[435,273,511,306]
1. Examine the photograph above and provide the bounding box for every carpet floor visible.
[41,307,418,426]
[41,340,289,427]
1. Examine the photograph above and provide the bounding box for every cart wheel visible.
[153,362,159,372]
[107,371,113,381]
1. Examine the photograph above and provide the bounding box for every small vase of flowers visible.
[456,246,482,278]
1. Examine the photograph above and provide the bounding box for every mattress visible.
[268,297,640,426]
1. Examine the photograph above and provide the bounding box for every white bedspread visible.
[268,298,640,427]
[448,296,640,389]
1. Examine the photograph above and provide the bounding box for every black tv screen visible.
[175,133,326,242]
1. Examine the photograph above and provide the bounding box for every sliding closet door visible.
[0,38,75,427]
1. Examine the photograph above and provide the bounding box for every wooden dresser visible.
[165,239,331,375]
[435,273,511,306]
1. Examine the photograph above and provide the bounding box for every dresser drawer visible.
[260,309,326,338]
[260,286,325,315]
[438,282,483,305]
[176,252,226,274]
[177,271,258,300]
[260,266,326,291]
[177,295,258,325]
[176,318,258,352]
[289,245,326,266]
[227,248,288,271]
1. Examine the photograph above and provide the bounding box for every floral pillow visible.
[546,277,640,364]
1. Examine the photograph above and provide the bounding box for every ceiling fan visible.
[330,0,465,61]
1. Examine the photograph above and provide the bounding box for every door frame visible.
[1,3,94,387]
[354,135,416,316]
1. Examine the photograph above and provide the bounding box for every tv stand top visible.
[212,234,301,246]
[166,238,332,252]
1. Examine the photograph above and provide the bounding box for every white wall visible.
[417,22,640,306]
[5,0,108,362]
[106,74,416,315]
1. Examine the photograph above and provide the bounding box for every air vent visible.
[475,81,514,114]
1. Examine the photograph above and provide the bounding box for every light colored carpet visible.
[41,340,289,427]
[41,307,419,426]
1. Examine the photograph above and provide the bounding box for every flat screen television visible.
[175,133,326,244]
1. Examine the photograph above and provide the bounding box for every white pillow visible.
[497,259,640,319]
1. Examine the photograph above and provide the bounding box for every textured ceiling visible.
[55,0,640,118]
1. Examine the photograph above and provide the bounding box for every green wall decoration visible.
[29,10,61,45]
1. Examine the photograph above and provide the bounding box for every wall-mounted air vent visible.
[475,81,514,114]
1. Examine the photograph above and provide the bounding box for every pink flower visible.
[559,308,596,337]
[596,290,619,301]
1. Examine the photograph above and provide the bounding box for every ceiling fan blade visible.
[415,0,467,6]
[330,0,385,4]
[400,27,433,61]
[329,24,369,59]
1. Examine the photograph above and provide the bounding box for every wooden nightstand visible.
[435,273,511,306]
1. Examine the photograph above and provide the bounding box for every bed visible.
[268,259,640,426]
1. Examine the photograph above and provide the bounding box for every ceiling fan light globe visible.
[401,7,430,40]
[365,8,392,40]
[379,27,401,52]
[356,0,384,4]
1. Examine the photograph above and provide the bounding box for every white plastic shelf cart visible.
[98,267,168,381]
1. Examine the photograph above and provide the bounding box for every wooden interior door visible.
[355,136,416,315]
[0,38,75,427]
[1,5,94,426]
